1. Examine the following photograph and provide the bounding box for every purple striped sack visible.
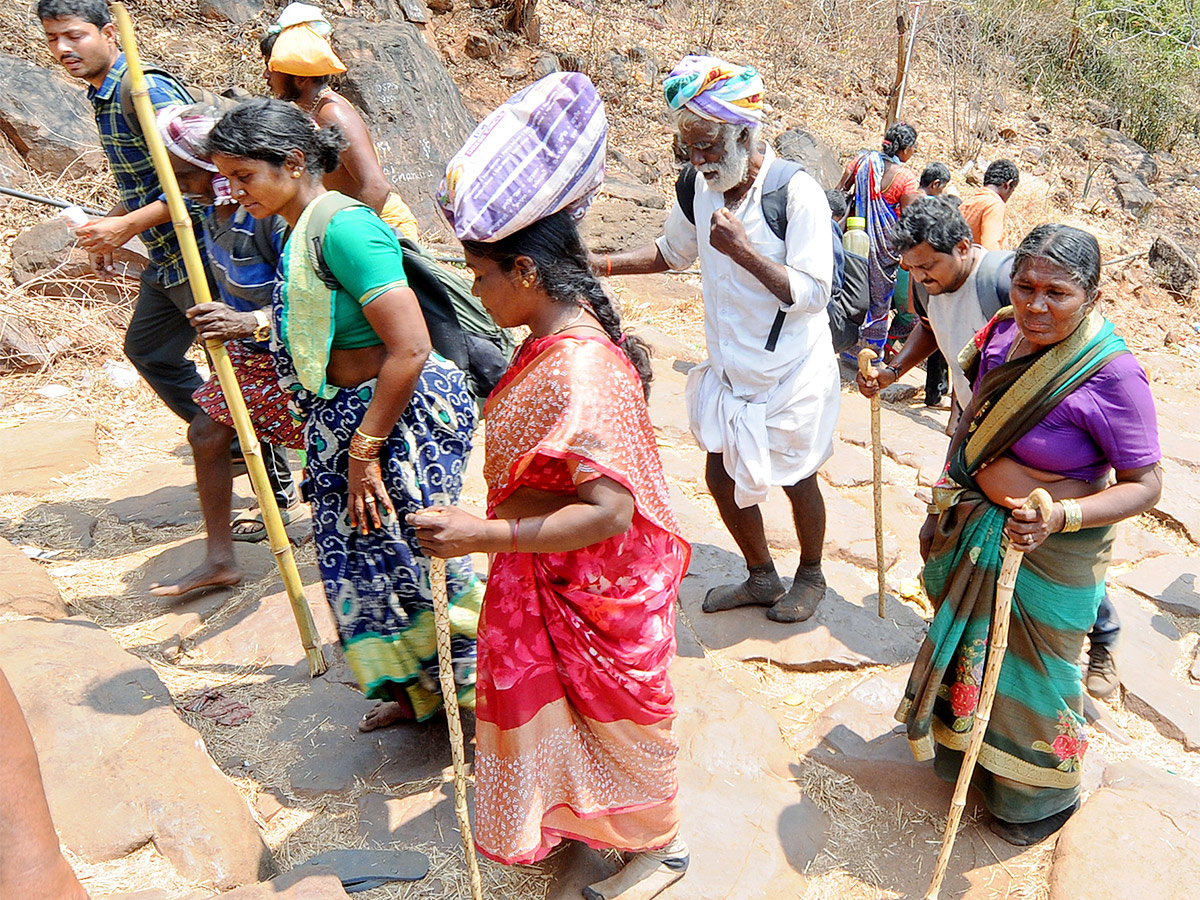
[439,72,607,242]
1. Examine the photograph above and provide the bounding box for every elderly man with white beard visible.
[602,55,840,623]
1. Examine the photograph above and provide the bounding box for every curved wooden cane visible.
[924,488,1055,900]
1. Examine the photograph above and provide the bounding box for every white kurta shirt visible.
[657,148,841,507]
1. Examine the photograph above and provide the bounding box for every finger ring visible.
[364,496,376,504]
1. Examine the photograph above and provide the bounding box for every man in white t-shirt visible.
[857,196,998,427]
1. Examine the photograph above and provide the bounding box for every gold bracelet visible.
[926,502,941,516]
[349,430,385,461]
[1060,498,1083,533]
[354,427,389,443]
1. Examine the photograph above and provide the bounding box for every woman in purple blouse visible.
[897,225,1162,846]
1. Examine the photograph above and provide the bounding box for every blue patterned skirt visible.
[305,354,482,720]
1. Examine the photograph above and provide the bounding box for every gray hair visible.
[672,107,760,148]
[1012,224,1102,298]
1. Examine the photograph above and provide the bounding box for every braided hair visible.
[462,210,653,399]
[881,123,917,158]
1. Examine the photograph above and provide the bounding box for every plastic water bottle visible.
[59,205,90,229]
[843,216,870,258]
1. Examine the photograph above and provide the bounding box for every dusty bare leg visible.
[768,475,828,623]
[151,414,242,597]
[0,667,87,900]
[701,454,784,612]
[359,683,417,732]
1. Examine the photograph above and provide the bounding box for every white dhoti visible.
[685,348,840,509]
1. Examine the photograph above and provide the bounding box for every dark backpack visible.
[674,160,865,351]
[911,249,1016,324]
[305,193,514,400]
[828,236,870,352]
[119,66,236,135]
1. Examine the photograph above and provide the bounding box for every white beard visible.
[698,141,751,195]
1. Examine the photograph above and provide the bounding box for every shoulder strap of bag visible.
[674,165,698,226]
[973,249,1016,320]
[305,192,366,289]
[119,66,234,135]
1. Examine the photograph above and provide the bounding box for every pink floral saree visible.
[474,334,691,865]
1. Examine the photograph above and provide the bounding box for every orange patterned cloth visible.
[474,334,690,864]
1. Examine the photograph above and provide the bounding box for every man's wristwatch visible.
[884,363,902,381]
[251,309,272,343]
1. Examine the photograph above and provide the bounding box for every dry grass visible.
[2,1,1200,899]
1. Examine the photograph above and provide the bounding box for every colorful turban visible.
[439,72,607,243]
[156,103,218,172]
[267,3,346,77]
[663,55,764,126]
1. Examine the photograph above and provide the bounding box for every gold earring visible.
[521,277,533,288]
[291,169,302,178]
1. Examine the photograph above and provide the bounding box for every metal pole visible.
[0,184,105,217]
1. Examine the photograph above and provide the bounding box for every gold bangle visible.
[349,430,385,461]
[1060,498,1083,533]
[926,502,941,516]
[355,427,389,442]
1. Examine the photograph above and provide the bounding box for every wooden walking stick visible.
[858,348,887,618]
[113,3,326,676]
[924,488,1055,900]
[429,553,484,900]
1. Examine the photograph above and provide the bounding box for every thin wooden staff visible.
[858,348,886,618]
[924,487,1054,900]
[113,3,326,677]
[429,554,484,900]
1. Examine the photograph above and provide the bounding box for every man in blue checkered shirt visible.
[39,0,212,423]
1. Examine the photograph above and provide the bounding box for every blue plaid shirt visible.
[88,54,203,288]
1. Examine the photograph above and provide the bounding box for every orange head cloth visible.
[268,23,347,77]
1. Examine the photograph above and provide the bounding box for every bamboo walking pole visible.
[113,3,326,676]
[924,488,1054,900]
[858,348,887,617]
[429,554,484,900]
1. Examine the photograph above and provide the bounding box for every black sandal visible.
[989,800,1079,846]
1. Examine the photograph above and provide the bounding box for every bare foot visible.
[359,701,417,732]
[150,560,241,597]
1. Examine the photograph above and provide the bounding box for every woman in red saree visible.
[410,208,691,900]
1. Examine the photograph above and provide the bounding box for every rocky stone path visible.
[1,290,1199,898]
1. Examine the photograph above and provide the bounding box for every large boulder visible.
[11,218,148,298]
[1148,234,1198,301]
[0,617,273,889]
[0,536,68,620]
[773,128,842,189]
[332,18,477,229]
[0,417,99,493]
[1048,760,1200,900]
[0,54,100,176]
[0,134,27,189]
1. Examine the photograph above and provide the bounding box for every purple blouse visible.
[975,318,1161,481]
